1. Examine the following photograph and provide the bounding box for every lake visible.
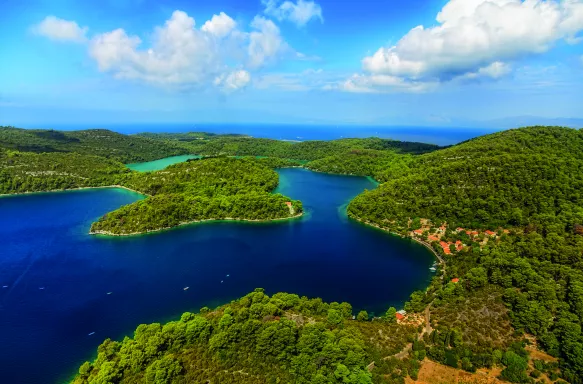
[0,168,434,383]
[126,155,202,172]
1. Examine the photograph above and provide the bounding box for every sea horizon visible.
[9,123,504,146]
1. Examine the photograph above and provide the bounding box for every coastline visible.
[90,212,304,237]
[348,214,445,268]
[0,185,147,198]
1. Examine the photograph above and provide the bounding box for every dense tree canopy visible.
[348,126,583,382]
[72,289,421,384]
[92,158,303,235]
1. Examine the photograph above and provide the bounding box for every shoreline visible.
[90,212,304,237]
[348,214,445,268]
[0,185,147,198]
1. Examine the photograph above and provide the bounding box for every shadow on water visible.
[0,168,435,384]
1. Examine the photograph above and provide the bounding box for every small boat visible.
[107,292,112,295]
[226,274,230,277]
[429,267,437,272]
[39,287,45,290]
[2,285,8,288]
[221,280,224,283]
[88,332,95,336]
[183,287,189,291]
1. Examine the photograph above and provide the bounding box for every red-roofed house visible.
[285,202,292,207]
[437,225,447,233]
[456,227,464,233]
[440,241,452,255]
[485,230,497,236]
[428,235,439,242]
[455,240,464,251]
[451,278,459,283]
[413,229,423,235]
[466,230,479,237]
[395,313,405,321]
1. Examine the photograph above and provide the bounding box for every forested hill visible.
[349,126,583,382]
[349,126,583,230]
[138,134,440,160]
[0,126,187,163]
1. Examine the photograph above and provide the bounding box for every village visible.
[409,219,510,256]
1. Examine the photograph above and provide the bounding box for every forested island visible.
[2,125,583,383]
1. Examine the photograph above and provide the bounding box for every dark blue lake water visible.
[0,168,434,383]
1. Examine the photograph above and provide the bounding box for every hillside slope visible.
[0,127,187,162]
[349,126,583,383]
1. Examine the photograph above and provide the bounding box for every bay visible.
[0,168,434,383]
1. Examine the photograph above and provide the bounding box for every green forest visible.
[71,289,422,384]
[349,126,583,383]
[91,158,303,235]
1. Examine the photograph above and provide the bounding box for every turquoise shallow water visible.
[0,168,434,383]
[126,155,201,172]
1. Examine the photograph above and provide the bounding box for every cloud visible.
[214,70,251,91]
[262,0,323,27]
[248,16,288,68]
[201,12,237,38]
[88,11,291,90]
[362,0,583,82]
[331,74,437,94]
[89,11,219,86]
[32,16,88,42]
[456,62,512,81]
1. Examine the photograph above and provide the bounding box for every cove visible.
[0,168,434,384]
[125,154,201,172]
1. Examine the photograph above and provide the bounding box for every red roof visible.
[466,230,479,236]
[395,313,405,320]
[440,241,452,255]
[413,229,423,234]
[451,278,459,283]
[285,202,292,207]
[428,235,439,242]
[455,240,464,251]
[485,230,496,236]
[456,227,464,232]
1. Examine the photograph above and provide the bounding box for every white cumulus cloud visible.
[201,12,237,38]
[86,10,292,90]
[363,0,583,82]
[262,0,323,27]
[89,11,219,86]
[32,16,88,42]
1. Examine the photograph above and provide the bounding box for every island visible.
[2,125,583,383]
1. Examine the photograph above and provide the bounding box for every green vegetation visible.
[0,126,187,162]
[140,134,439,161]
[349,126,583,382]
[72,289,422,384]
[92,158,302,235]
[0,149,129,194]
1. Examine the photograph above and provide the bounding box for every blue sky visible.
[1,0,583,127]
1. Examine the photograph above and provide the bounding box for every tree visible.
[384,307,397,323]
[327,309,343,328]
[356,310,369,321]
